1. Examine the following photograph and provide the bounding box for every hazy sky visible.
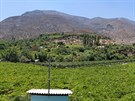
[0,0,135,21]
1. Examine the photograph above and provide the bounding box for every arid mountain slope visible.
[0,10,135,44]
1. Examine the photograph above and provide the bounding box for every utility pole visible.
[48,50,51,95]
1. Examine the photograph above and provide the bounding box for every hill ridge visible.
[0,10,135,44]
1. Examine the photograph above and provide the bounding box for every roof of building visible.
[27,89,73,95]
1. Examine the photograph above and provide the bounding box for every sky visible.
[0,0,135,21]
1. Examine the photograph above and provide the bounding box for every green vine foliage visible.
[0,62,135,101]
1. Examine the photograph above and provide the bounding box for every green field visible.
[0,62,135,101]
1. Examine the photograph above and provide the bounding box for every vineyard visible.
[0,62,135,101]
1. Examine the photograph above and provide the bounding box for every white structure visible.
[27,89,72,101]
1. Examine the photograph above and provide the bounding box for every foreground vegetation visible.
[0,33,135,63]
[0,62,135,101]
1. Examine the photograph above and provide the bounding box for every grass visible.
[0,62,135,101]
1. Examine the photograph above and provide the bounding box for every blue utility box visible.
[27,89,72,101]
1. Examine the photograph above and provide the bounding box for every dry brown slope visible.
[0,10,135,44]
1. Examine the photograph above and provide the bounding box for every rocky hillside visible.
[89,17,135,44]
[0,10,135,44]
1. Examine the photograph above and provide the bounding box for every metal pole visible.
[48,53,50,95]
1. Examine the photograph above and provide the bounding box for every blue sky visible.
[0,0,135,21]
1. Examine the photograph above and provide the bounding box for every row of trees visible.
[0,45,135,63]
[83,34,101,46]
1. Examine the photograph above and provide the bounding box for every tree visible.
[21,50,35,62]
[55,55,64,62]
[38,51,47,62]
[83,34,99,47]
[0,43,6,50]
[5,48,20,62]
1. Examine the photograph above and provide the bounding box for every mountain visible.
[0,10,135,44]
[89,17,135,44]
